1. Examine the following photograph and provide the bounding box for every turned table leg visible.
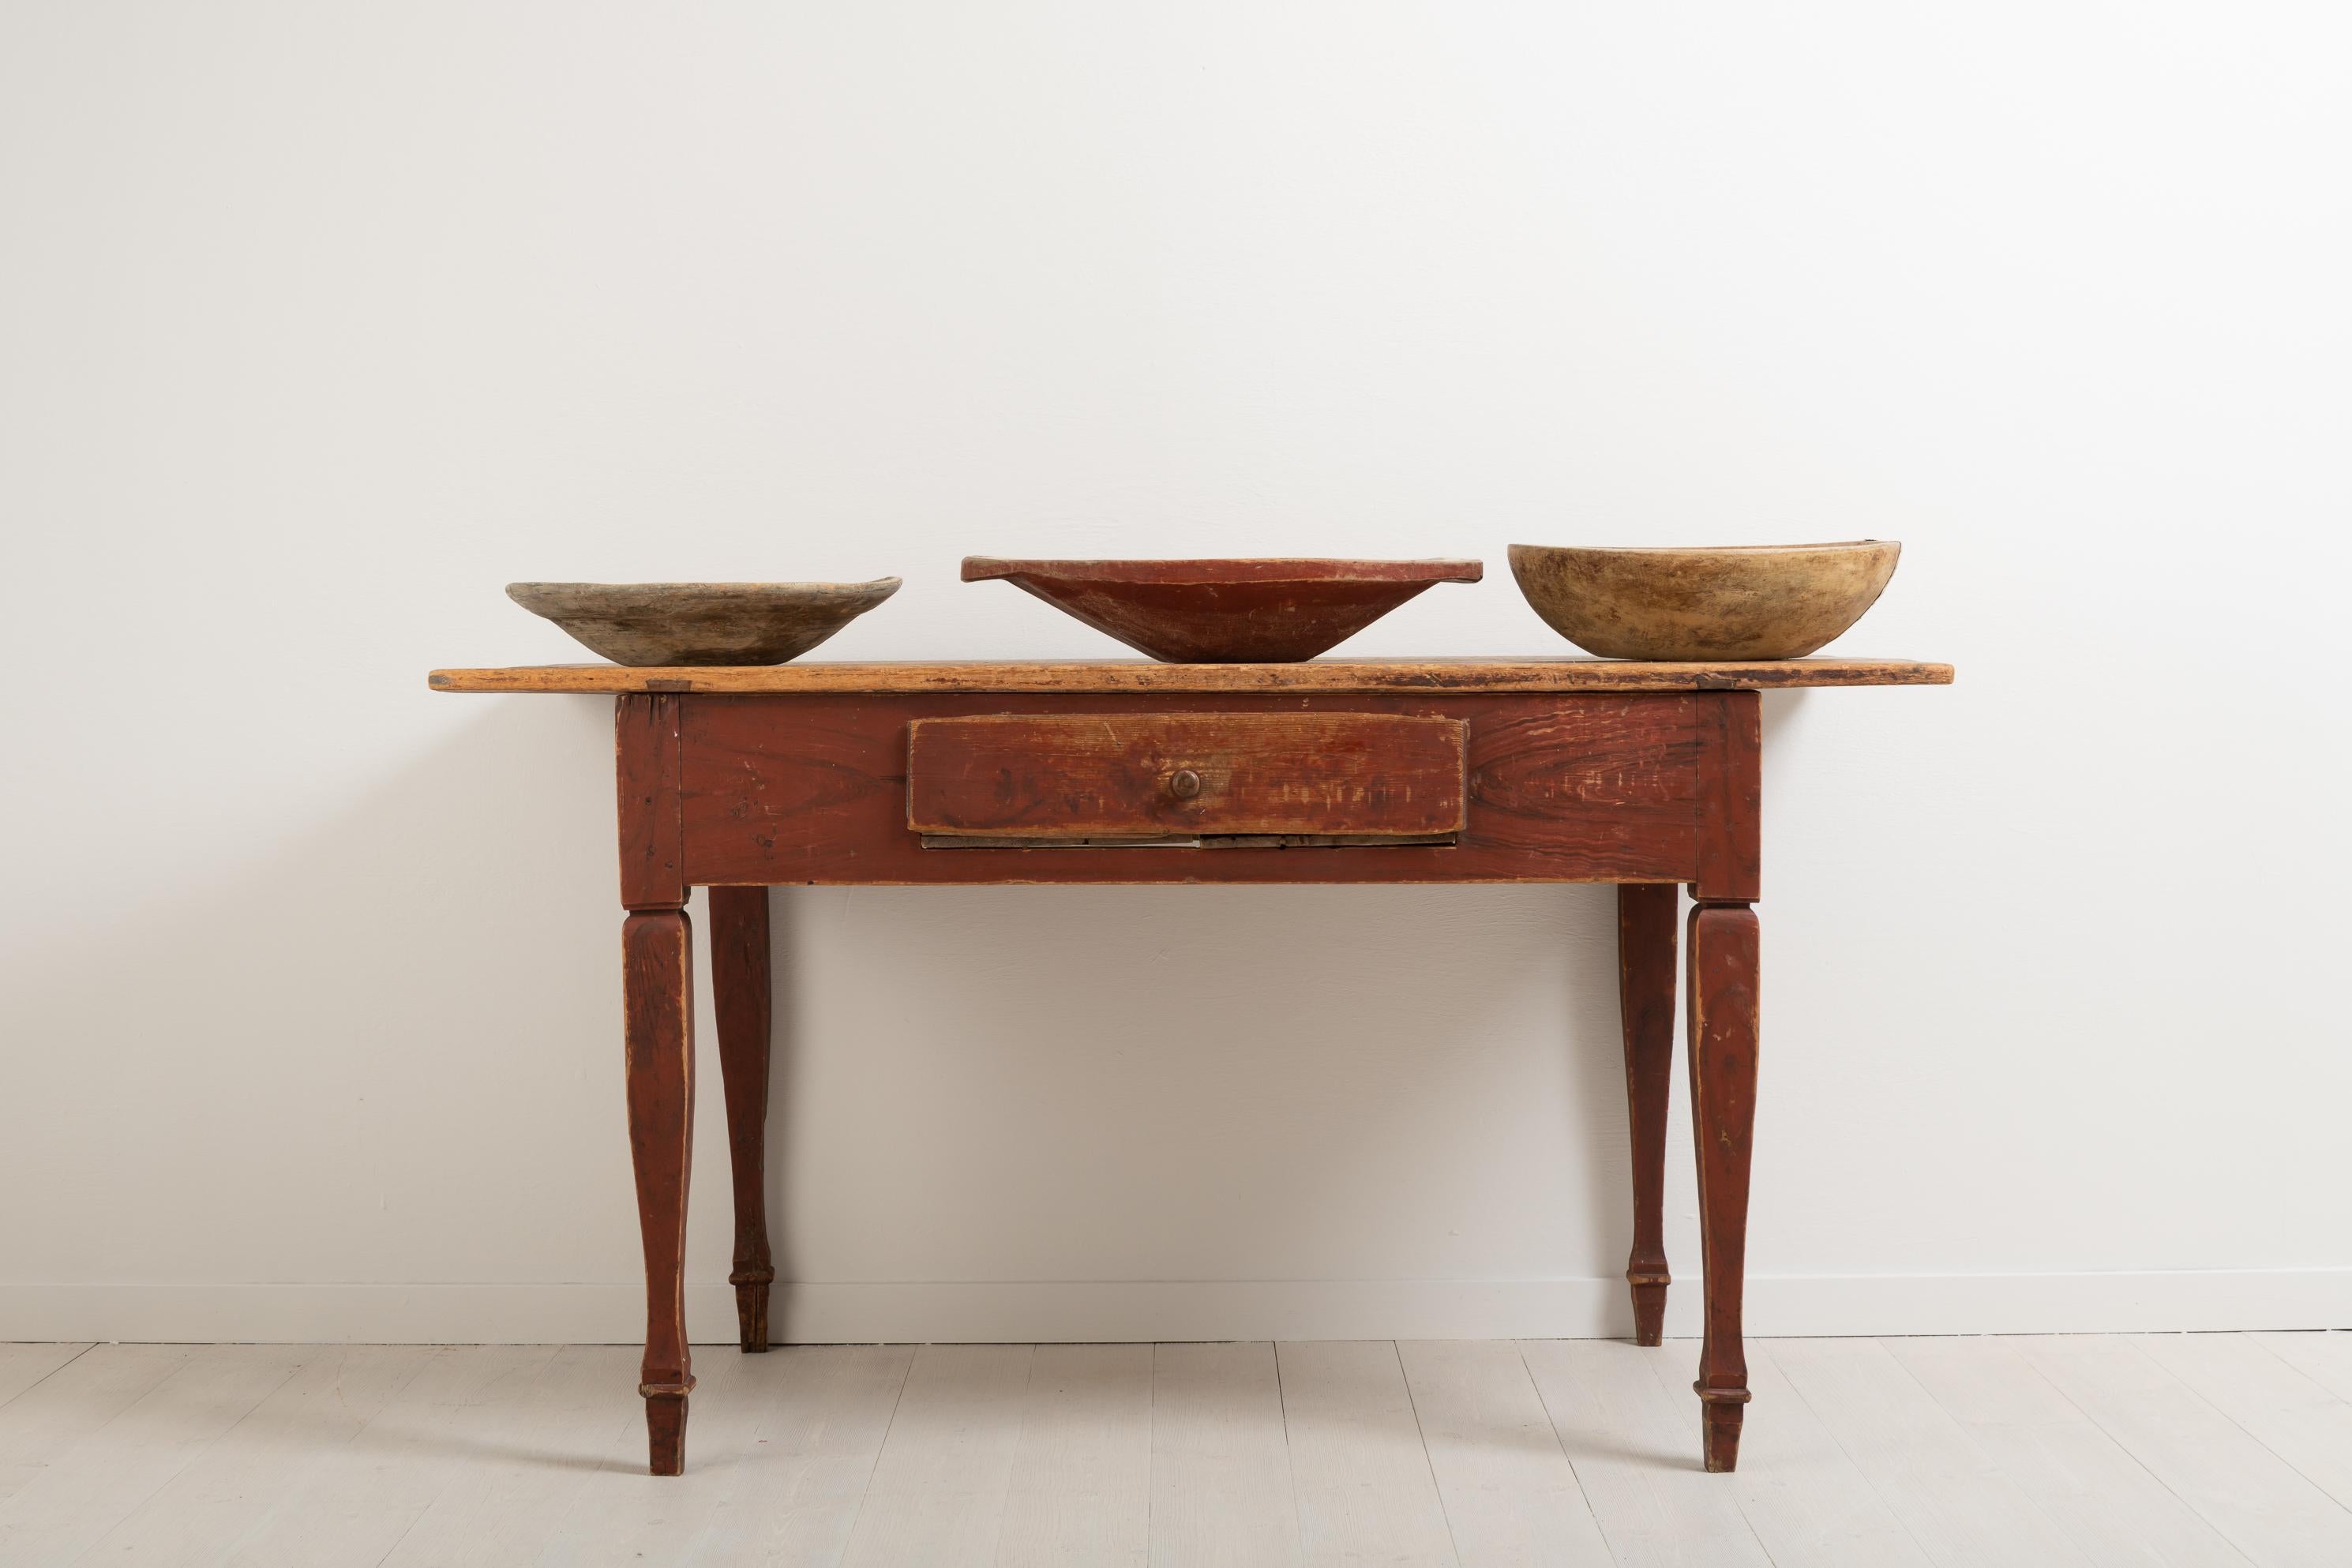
[709,886,775,1352]
[616,692,695,1475]
[1616,883,1678,1347]
[622,906,696,1475]
[1686,898,1758,1472]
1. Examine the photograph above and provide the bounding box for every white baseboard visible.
[3,1271,2347,1345]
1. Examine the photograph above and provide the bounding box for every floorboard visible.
[2018,1334,2352,1568]
[1885,1334,2251,1568]
[1148,1341,1301,1568]
[994,1342,1153,1568]
[1677,1341,1936,1568]
[1396,1338,1611,1567]
[1519,1337,1772,1568]
[0,1344,91,1412]
[2139,1331,2352,1515]
[1276,1341,1457,1568]
[535,1346,761,1568]
[0,1343,197,1507]
[77,1344,438,1568]
[683,1344,915,1568]
[377,1344,643,1568]
[0,1343,306,1565]
[225,1344,560,1568]
[0,1334,2340,1566]
[2256,1333,2352,1404]
[1768,1335,2092,1568]
[838,1342,1036,1568]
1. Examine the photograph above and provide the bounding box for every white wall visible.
[2,1,2346,1345]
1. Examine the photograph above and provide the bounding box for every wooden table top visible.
[429,657,1953,696]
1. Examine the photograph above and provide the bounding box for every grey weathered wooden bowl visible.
[505,579,901,666]
[1507,542,1900,660]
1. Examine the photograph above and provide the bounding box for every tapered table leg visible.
[710,886,775,1352]
[624,907,696,1475]
[1686,900,1758,1472]
[1617,883,1678,1347]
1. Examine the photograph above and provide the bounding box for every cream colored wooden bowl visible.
[1507,542,1900,660]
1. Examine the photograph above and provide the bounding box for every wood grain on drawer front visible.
[674,692,1716,886]
[906,711,1466,840]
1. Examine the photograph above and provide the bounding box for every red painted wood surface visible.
[1686,901,1760,1472]
[621,907,696,1476]
[679,692,1715,886]
[708,887,774,1354]
[1695,689,1761,902]
[616,694,685,910]
[589,676,1843,1477]
[1616,883,1679,1348]
[908,711,1465,841]
[959,557,1483,663]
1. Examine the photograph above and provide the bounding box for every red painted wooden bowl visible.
[962,557,1484,663]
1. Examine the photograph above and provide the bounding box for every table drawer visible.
[907,711,1466,845]
[675,692,1722,887]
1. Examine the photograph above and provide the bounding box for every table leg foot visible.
[643,1386,691,1476]
[732,1272,773,1353]
[1629,1277,1669,1348]
[1701,1397,1745,1472]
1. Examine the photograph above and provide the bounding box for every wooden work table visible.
[432,655,1952,1476]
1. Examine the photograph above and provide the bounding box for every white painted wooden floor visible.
[2,1334,2350,1566]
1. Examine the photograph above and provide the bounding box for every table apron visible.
[635,690,1760,894]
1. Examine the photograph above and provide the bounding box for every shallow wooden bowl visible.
[962,557,1483,663]
[1506,542,1900,660]
[506,578,901,666]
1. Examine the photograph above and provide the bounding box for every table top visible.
[429,657,1953,696]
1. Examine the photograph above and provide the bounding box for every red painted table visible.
[430,656,1952,1475]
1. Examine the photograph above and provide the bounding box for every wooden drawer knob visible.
[1168,767,1202,800]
